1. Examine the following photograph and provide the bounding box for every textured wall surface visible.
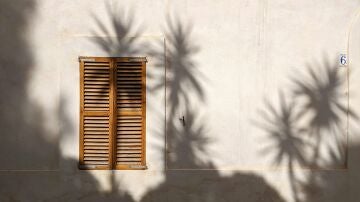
[1,0,360,201]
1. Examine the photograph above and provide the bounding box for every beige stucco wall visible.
[1,0,360,201]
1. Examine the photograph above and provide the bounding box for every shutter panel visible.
[79,57,146,170]
[79,57,113,170]
[115,58,147,169]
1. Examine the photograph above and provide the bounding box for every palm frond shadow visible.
[167,108,213,168]
[256,57,358,202]
[90,4,143,56]
[140,17,286,202]
[256,92,307,167]
[290,59,356,167]
[146,17,210,169]
[148,17,205,114]
[0,2,288,201]
[257,58,355,168]
[256,92,306,202]
[292,60,352,130]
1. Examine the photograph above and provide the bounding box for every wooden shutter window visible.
[116,59,146,169]
[79,57,146,170]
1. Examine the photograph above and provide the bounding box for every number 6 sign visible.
[339,54,348,66]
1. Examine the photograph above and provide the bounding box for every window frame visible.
[79,56,147,170]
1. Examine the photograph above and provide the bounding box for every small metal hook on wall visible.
[179,116,185,126]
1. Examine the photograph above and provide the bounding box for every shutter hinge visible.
[79,56,95,62]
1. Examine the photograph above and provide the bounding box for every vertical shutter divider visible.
[109,58,116,169]
[141,61,146,167]
[79,60,85,166]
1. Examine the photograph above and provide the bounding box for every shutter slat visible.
[117,150,142,153]
[84,119,109,123]
[85,78,109,81]
[117,99,141,105]
[117,120,141,123]
[84,128,108,131]
[85,89,109,92]
[84,116,108,120]
[118,122,142,125]
[84,153,109,157]
[84,142,109,146]
[84,123,109,127]
[85,96,109,100]
[84,150,109,154]
[85,92,109,96]
[117,154,142,157]
[117,89,142,92]
[84,85,109,89]
[117,158,142,162]
[117,85,141,89]
[117,135,142,139]
[118,116,142,120]
[84,146,109,149]
[84,132,108,135]
[84,157,109,161]
[117,105,142,110]
[84,70,110,73]
[118,127,142,131]
[117,92,142,95]
[84,62,110,66]
[117,139,142,143]
[117,77,141,81]
[85,139,109,142]
[117,131,142,135]
[85,74,109,77]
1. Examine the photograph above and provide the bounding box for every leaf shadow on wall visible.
[0,2,134,201]
[141,17,286,202]
[86,7,287,200]
[256,57,359,202]
[90,4,143,56]
[147,17,210,169]
[0,0,59,171]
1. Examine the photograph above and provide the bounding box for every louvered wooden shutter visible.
[79,57,146,170]
[115,58,146,169]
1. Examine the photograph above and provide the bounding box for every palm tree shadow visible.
[257,92,307,167]
[290,58,356,167]
[88,7,286,201]
[167,108,213,169]
[148,17,205,115]
[146,17,209,169]
[141,17,286,202]
[257,58,356,169]
[256,57,358,202]
[255,92,307,202]
[163,18,211,169]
